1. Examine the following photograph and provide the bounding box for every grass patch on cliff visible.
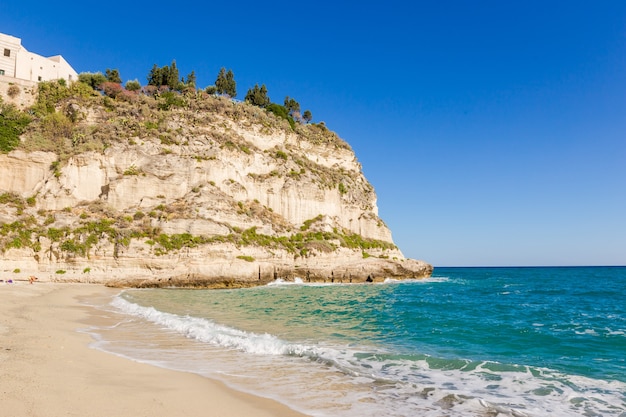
[0,205,394,260]
[0,192,28,214]
[142,225,394,257]
[230,226,395,255]
[300,215,323,231]
[151,233,212,255]
[0,217,42,252]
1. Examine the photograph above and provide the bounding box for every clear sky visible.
[1,1,625,266]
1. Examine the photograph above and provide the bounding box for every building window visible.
[3,48,10,57]
[0,69,5,75]
[38,76,42,81]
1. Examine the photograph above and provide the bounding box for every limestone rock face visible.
[0,95,432,286]
[0,151,56,197]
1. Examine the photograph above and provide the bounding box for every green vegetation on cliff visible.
[0,193,395,259]
[0,72,396,267]
[0,98,31,152]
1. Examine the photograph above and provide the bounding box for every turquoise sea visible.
[87,267,626,416]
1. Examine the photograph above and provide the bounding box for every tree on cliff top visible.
[245,84,270,107]
[284,96,300,116]
[147,60,181,90]
[183,70,196,89]
[105,69,122,84]
[215,68,236,97]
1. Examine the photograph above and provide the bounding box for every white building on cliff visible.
[0,32,77,83]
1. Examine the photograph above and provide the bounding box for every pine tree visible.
[245,84,270,107]
[284,96,300,115]
[259,84,269,106]
[147,64,162,86]
[303,110,313,123]
[215,68,237,97]
[105,68,122,84]
[167,60,179,90]
[225,69,236,97]
[185,70,196,88]
[215,68,227,94]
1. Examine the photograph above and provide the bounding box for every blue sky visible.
[1,1,625,266]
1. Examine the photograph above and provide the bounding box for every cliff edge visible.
[0,85,432,286]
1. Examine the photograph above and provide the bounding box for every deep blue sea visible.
[87,267,626,417]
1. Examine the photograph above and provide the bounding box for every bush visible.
[69,81,99,99]
[32,80,71,116]
[60,239,86,256]
[40,112,73,141]
[158,91,186,110]
[101,82,123,99]
[267,103,295,130]
[123,165,140,176]
[78,72,107,90]
[0,103,31,153]
[7,85,20,98]
[47,227,65,242]
[125,79,141,92]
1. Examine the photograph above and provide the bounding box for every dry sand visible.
[0,281,308,417]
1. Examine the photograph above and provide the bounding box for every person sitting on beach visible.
[28,276,38,284]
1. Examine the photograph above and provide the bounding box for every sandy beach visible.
[0,281,307,417]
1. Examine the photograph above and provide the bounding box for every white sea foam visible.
[107,294,626,417]
[266,277,306,286]
[112,296,305,356]
[421,276,451,283]
[265,277,341,287]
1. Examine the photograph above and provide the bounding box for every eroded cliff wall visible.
[0,93,432,285]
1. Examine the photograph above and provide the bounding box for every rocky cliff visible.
[0,87,432,286]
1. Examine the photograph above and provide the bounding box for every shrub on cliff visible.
[266,103,295,130]
[0,101,31,153]
[101,82,124,98]
[78,72,107,90]
[31,80,96,116]
[7,84,20,98]
[158,91,186,110]
[125,79,141,91]
[32,80,72,115]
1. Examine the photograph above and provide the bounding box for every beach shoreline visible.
[0,282,308,417]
